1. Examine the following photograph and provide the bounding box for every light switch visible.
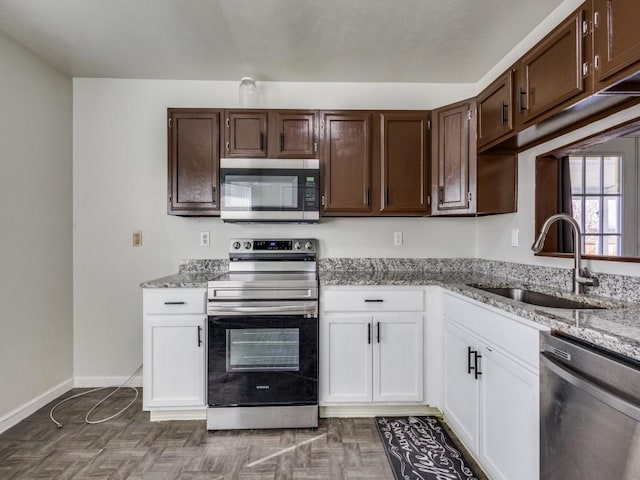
[511,229,519,247]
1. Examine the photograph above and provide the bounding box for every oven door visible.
[219,158,319,222]
[207,314,318,407]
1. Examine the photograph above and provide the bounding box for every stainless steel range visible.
[206,238,318,430]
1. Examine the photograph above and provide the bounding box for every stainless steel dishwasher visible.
[540,332,640,480]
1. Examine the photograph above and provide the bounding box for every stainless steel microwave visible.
[220,158,320,222]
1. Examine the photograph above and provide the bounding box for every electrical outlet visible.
[511,229,519,247]
[393,231,403,246]
[132,231,142,247]
[200,231,210,247]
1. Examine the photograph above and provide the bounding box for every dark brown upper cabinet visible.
[167,109,221,216]
[379,112,430,214]
[223,110,317,159]
[477,70,515,151]
[593,0,640,93]
[224,110,268,157]
[516,7,591,127]
[269,111,318,158]
[432,100,476,215]
[432,100,517,216]
[320,112,373,215]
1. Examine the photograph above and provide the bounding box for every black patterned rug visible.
[376,416,481,480]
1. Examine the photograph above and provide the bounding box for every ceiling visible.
[0,0,565,83]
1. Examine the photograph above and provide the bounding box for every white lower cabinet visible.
[321,315,374,403]
[142,288,206,412]
[320,287,424,405]
[442,291,546,480]
[443,321,480,453]
[479,344,538,480]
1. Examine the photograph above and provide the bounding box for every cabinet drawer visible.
[144,289,206,314]
[443,292,545,369]
[322,288,424,312]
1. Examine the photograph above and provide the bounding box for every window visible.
[569,155,622,256]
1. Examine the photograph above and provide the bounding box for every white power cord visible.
[49,364,142,428]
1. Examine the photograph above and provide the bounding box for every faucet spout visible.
[531,213,598,294]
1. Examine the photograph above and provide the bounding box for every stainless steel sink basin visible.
[466,284,604,310]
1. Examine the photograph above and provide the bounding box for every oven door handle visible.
[208,303,317,315]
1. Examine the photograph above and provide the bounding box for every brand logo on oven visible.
[256,385,270,390]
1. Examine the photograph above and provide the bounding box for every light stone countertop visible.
[141,268,640,362]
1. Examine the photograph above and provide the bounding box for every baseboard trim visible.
[73,376,143,388]
[320,405,441,418]
[0,378,73,434]
[149,409,207,422]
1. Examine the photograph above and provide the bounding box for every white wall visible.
[476,103,640,278]
[72,78,477,380]
[0,31,72,419]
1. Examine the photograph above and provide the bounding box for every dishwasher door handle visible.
[541,353,640,421]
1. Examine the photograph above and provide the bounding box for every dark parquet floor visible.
[0,389,396,479]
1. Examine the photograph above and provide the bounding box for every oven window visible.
[223,175,299,209]
[227,328,300,372]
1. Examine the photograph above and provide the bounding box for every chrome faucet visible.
[531,213,599,294]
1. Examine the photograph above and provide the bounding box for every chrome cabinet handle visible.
[197,325,202,347]
[164,301,185,305]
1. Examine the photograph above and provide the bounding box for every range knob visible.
[305,241,314,250]
[293,241,302,250]
[232,241,241,250]
[243,241,252,250]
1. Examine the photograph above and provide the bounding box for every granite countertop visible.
[141,267,640,362]
[140,272,221,288]
[320,269,640,362]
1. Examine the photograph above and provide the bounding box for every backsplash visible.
[178,257,640,303]
[319,257,640,303]
[179,259,228,273]
[318,258,475,272]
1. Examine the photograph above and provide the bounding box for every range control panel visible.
[229,238,317,254]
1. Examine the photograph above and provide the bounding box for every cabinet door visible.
[373,314,423,402]
[442,319,480,455]
[270,111,317,158]
[477,71,514,148]
[518,11,587,125]
[320,315,372,403]
[224,110,268,157]
[380,113,430,214]
[593,0,640,90]
[479,345,539,480]
[321,112,372,214]
[432,100,476,214]
[143,315,205,408]
[168,109,220,215]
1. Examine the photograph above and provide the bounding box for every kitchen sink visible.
[466,284,604,310]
